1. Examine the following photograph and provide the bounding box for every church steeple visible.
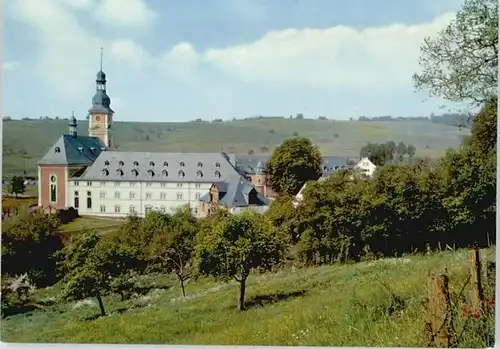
[69,111,78,137]
[91,47,112,112]
[88,48,114,149]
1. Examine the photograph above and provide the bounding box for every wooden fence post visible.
[428,273,454,348]
[469,249,484,313]
[479,249,489,298]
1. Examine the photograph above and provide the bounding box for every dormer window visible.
[133,161,139,167]
[149,161,155,167]
[196,170,203,178]
[180,161,185,167]
[54,147,61,153]
[162,169,168,177]
[147,169,155,177]
[119,161,124,166]
[104,160,110,166]
[215,171,221,178]
[163,161,168,167]
[178,170,185,178]
[90,147,96,152]
[197,162,203,168]
[215,162,220,168]
[116,169,124,176]
[77,146,84,153]
[131,169,139,176]
[101,169,109,176]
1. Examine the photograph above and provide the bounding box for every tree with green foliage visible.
[413,0,498,105]
[265,196,300,244]
[406,144,416,162]
[8,176,25,197]
[1,211,63,287]
[396,142,407,163]
[58,231,135,317]
[147,206,198,298]
[265,137,323,196]
[360,142,393,166]
[195,211,285,311]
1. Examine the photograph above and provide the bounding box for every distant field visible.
[59,216,126,234]
[2,119,469,176]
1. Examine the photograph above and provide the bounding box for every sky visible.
[3,0,466,122]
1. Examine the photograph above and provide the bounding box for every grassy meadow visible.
[58,216,126,234]
[1,247,495,346]
[2,118,469,177]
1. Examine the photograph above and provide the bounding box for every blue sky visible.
[3,0,465,122]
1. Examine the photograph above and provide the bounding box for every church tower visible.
[88,48,114,148]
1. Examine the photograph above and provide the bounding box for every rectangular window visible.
[114,205,120,213]
[177,183,183,188]
[145,206,153,214]
[130,182,136,187]
[74,181,79,186]
[129,192,135,199]
[87,197,92,209]
[100,191,106,199]
[100,182,105,187]
[114,191,120,199]
[160,192,166,200]
[100,205,106,213]
[129,205,136,213]
[50,184,57,203]
[160,183,166,188]
[114,182,120,187]
[146,192,152,199]
[74,197,79,209]
[195,183,201,188]
[195,192,201,200]
[177,193,183,200]
[87,181,92,186]
[160,206,166,213]
[146,182,151,187]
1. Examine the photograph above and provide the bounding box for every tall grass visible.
[1,248,494,346]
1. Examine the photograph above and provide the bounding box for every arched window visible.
[116,169,124,176]
[87,191,92,209]
[145,205,153,215]
[163,161,168,167]
[196,170,203,178]
[149,161,155,167]
[178,170,185,178]
[215,162,220,168]
[162,169,168,177]
[215,171,221,178]
[147,169,155,177]
[131,169,139,176]
[197,162,203,168]
[133,161,139,167]
[180,161,185,167]
[74,191,79,209]
[118,160,124,166]
[54,147,61,153]
[104,160,110,166]
[101,169,109,176]
[50,175,57,203]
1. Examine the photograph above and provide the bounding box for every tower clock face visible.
[95,116,101,121]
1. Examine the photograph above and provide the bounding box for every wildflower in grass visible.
[471,312,480,319]
[487,298,495,310]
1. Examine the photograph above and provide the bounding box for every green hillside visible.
[2,118,469,176]
[1,247,494,346]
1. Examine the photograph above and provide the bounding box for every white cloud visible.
[110,39,152,69]
[193,13,455,88]
[3,61,20,71]
[93,0,158,27]
[6,0,457,119]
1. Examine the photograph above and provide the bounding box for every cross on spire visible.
[100,47,104,71]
